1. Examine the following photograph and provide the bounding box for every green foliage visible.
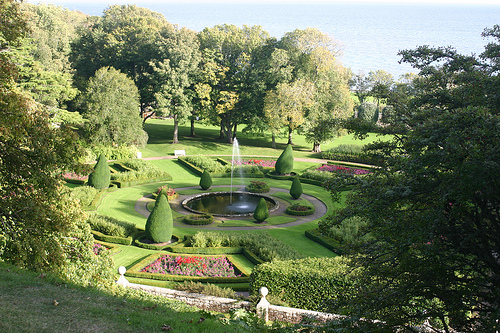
[328,216,372,245]
[88,154,110,189]
[285,203,315,216]
[245,180,270,193]
[250,256,356,312]
[321,144,373,164]
[86,212,137,238]
[289,177,303,199]
[356,101,379,123]
[183,214,214,225]
[185,155,226,173]
[111,159,171,182]
[253,198,269,223]
[145,192,173,243]
[69,186,100,208]
[275,144,294,175]
[191,231,303,262]
[199,169,213,190]
[83,145,138,164]
[79,66,148,147]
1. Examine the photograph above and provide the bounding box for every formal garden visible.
[66,119,377,307]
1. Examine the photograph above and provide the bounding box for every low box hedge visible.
[134,233,182,250]
[305,229,342,255]
[285,204,315,216]
[182,214,214,225]
[91,230,133,245]
[168,246,244,255]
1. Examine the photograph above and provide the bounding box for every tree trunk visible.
[173,115,179,144]
[312,142,321,153]
[287,126,293,145]
[219,119,225,140]
[271,133,276,149]
[190,117,196,137]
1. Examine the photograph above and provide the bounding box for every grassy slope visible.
[0,262,251,333]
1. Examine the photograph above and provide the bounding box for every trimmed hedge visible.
[88,154,111,189]
[250,256,356,312]
[178,156,265,178]
[285,203,315,216]
[275,144,294,175]
[134,233,181,250]
[145,192,173,243]
[305,229,342,255]
[289,177,303,199]
[91,230,133,245]
[183,214,214,225]
[253,198,269,222]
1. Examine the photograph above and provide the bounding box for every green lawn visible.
[92,120,370,289]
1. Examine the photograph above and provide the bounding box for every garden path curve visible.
[134,185,328,231]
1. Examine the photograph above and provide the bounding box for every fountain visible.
[182,138,279,217]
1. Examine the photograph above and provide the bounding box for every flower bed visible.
[232,159,276,167]
[140,254,241,278]
[152,184,179,200]
[316,164,371,175]
[93,243,107,255]
[285,203,315,216]
[245,180,270,193]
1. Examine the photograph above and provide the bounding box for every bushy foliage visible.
[191,231,303,262]
[86,212,137,238]
[301,169,336,182]
[82,145,138,163]
[183,214,214,225]
[88,154,110,189]
[328,215,373,245]
[285,203,315,216]
[245,180,270,193]
[250,256,357,312]
[145,191,173,243]
[356,101,379,123]
[111,159,171,182]
[184,155,226,173]
[253,198,269,223]
[199,170,212,190]
[289,177,303,199]
[321,144,379,165]
[69,185,100,208]
[275,144,294,175]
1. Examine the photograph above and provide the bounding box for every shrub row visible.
[134,233,181,250]
[87,212,137,238]
[321,144,382,165]
[178,156,265,178]
[91,230,133,245]
[110,159,172,184]
[191,231,303,262]
[250,256,356,312]
[304,229,342,255]
[82,145,138,163]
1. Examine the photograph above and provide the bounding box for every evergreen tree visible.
[145,190,173,243]
[199,170,212,190]
[275,144,294,175]
[253,198,269,223]
[290,177,303,199]
[87,154,110,189]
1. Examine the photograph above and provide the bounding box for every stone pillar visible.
[256,287,270,322]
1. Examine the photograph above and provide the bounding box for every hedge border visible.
[182,214,214,225]
[285,204,315,216]
[177,157,264,178]
[91,230,133,245]
[304,229,342,255]
[134,233,182,250]
[126,252,250,283]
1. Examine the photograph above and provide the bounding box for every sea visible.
[38,2,500,78]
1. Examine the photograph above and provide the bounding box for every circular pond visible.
[182,191,279,217]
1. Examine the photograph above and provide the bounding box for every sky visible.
[26,0,500,5]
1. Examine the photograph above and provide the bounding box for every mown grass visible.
[0,262,252,333]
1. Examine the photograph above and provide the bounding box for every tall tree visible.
[79,66,147,147]
[321,26,500,332]
[198,24,270,143]
[152,26,201,143]
[70,5,174,116]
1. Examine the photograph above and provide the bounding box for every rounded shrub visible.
[289,177,303,199]
[253,198,269,223]
[286,203,315,216]
[275,144,294,175]
[199,169,212,190]
[145,190,173,243]
[87,154,110,189]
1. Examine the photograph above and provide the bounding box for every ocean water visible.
[46,2,500,78]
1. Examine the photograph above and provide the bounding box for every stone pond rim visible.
[181,191,279,218]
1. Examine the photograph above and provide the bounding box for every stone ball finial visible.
[259,286,269,297]
[118,266,127,275]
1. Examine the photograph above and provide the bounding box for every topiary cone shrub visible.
[88,153,111,189]
[145,189,173,243]
[290,177,303,199]
[275,144,294,175]
[199,170,212,190]
[253,198,269,223]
